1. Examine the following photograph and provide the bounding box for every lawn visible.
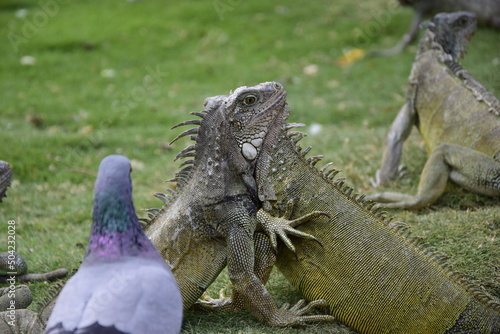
[0,0,499,333]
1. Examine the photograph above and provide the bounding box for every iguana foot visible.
[257,199,328,253]
[196,292,335,327]
[195,289,242,312]
[370,165,407,188]
[367,191,437,210]
[269,299,335,327]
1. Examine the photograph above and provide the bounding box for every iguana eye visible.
[458,17,468,26]
[243,95,257,105]
[230,120,241,131]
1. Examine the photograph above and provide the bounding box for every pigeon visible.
[45,155,183,334]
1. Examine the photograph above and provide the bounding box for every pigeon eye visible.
[243,95,257,105]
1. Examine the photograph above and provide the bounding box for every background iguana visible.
[142,81,334,327]
[0,161,12,202]
[367,11,500,209]
[370,0,500,56]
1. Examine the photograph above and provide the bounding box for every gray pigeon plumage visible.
[45,155,183,334]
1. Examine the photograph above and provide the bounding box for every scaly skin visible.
[0,161,12,202]
[370,0,500,57]
[0,309,45,334]
[143,82,333,327]
[0,252,67,334]
[267,131,500,333]
[368,12,500,209]
[191,89,500,333]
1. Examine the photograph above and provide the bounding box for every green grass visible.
[1,0,499,333]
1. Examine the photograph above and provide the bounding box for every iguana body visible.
[143,82,333,327]
[368,12,500,209]
[194,90,500,333]
[0,160,12,201]
[268,135,500,333]
[370,0,500,56]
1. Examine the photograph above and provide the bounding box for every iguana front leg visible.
[198,206,333,326]
[368,144,500,209]
[370,101,416,188]
[227,220,333,327]
[196,231,277,313]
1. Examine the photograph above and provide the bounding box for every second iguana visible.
[370,0,500,56]
[368,11,500,209]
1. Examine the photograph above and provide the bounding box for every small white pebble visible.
[20,56,36,65]
[100,69,116,78]
[309,123,322,135]
[15,9,28,18]
[303,64,319,76]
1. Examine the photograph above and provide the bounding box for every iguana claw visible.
[271,299,335,327]
[257,199,327,254]
[196,289,241,312]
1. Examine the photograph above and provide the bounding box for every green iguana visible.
[370,0,500,57]
[367,11,500,209]
[0,160,12,202]
[143,80,499,332]
[142,81,334,327]
[190,92,500,333]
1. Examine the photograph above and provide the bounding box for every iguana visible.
[0,160,12,201]
[142,82,334,327]
[367,11,500,209]
[145,81,499,332]
[370,0,500,57]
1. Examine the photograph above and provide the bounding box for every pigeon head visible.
[87,155,158,260]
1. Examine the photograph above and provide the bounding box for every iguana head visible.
[222,82,288,210]
[422,11,477,62]
[223,82,287,162]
